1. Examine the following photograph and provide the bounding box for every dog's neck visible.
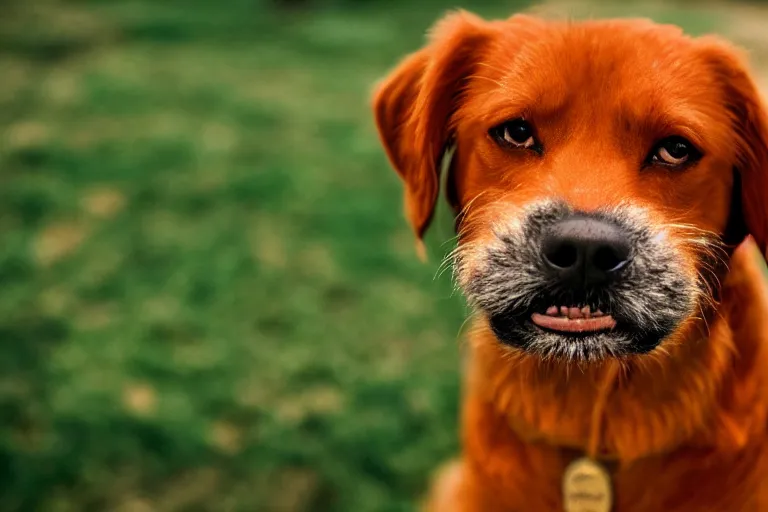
[462,245,768,466]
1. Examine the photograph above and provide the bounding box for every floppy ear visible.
[372,11,495,242]
[700,38,768,259]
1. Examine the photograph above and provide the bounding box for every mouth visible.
[488,297,676,361]
[531,305,617,334]
[488,303,636,361]
[486,287,666,358]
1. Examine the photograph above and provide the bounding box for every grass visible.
[0,0,765,510]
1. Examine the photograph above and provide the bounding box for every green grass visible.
[0,0,755,510]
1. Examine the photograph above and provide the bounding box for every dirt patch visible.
[33,221,88,266]
[275,385,346,423]
[115,498,155,512]
[209,421,243,455]
[123,382,158,417]
[266,468,321,512]
[154,468,221,511]
[4,121,51,150]
[81,186,127,219]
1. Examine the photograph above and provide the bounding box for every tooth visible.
[581,306,591,319]
[594,309,604,317]
[568,307,582,319]
[560,306,569,317]
[546,306,559,316]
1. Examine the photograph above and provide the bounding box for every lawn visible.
[0,0,765,510]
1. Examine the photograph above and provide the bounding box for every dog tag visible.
[562,457,613,512]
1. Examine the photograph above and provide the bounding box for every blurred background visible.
[1,0,767,510]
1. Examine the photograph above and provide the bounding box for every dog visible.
[372,11,768,511]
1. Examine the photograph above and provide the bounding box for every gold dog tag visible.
[562,457,613,512]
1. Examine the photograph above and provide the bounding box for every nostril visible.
[544,241,579,269]
[592,244,630,273]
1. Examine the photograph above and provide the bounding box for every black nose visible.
[541,216,631,288]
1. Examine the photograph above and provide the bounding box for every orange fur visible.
[374,12,768,512]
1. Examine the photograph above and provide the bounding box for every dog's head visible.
[373,13,768,361]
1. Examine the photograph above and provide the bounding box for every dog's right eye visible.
[490,119,540,152]
[649,136,702,168]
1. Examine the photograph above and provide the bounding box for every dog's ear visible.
[700,38,768,259]
[372,11,495,243]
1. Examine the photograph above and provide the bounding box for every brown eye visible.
[490,119,539,151]
[650,136,701,167]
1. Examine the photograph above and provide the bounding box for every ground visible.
[0,0,766,510]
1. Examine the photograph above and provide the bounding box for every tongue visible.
[531,313,617,333]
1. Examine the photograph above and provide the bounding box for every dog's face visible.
[374,14,768,361]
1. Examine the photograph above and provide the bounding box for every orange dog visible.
[373,12,768,511]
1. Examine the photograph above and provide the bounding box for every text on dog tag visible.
[562,457,613,512]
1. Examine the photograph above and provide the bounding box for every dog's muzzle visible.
[458,201,700,361]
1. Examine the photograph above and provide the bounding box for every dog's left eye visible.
[490,119,539,152]
[649,136,702,167]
